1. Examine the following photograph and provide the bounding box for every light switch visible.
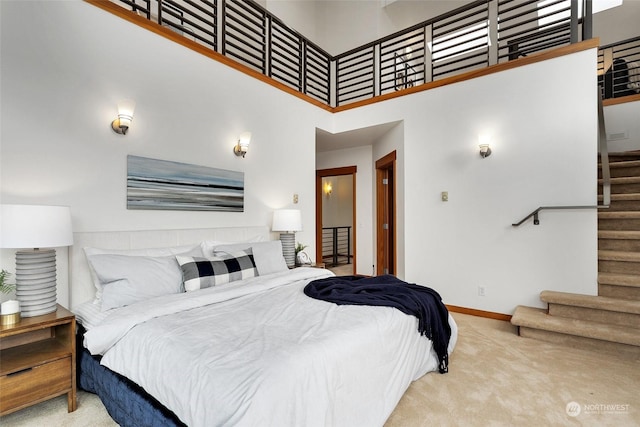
[441,191,448,202]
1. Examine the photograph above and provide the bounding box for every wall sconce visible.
[479,144,492,158]
[111,99,136,135]
[234,132,252,158]
[324,182,332,197]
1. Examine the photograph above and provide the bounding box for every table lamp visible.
[1,204,73,317]
[272,209,302,268]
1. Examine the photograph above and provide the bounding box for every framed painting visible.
[127,155,244,212]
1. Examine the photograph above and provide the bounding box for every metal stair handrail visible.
[598,87,611,207]
[512,205,600,227]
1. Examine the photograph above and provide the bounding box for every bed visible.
[70,226,458,427]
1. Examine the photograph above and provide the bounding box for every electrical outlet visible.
[478,286,486,297]
[441,191,448,202]
[293,194,299,204]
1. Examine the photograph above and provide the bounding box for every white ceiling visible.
[316,121,401,152]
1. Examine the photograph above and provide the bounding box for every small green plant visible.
[295,242,307,255]
[0,270,16,294]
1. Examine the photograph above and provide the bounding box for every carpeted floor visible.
[328,263,354,276]
[2,312,638,426]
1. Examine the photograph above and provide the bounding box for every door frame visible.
[316,166,357,272]
[375,151,396,275]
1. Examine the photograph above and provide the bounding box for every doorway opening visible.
[316,166,357,276]
[376,151,396,275]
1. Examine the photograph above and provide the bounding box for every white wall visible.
[321,175,353,228]
[265,0,319,45]
[604,101,640,152]
[593,0,640,46]
[0,1,332,307]
[326,49,599,315]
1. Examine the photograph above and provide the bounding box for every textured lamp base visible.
[15,249,58,317]
[279,233,296,268]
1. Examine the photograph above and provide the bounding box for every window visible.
[537,0,623,28]
[428,22,490,63]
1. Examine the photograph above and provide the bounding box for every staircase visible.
[511,152,640,357]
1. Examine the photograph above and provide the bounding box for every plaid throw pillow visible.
[176,250,258,292]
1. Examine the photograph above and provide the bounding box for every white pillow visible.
[200,234,265,257]
[214,240,288,276]
[84,244,202,302]
[87,254,184,311]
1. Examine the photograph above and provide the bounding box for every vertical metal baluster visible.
[336,58,341,106]
[221,0,226,56]
[347,227,351,265]
[333,227,338,265]
[570,0,578,44]
[265,13,270,76]
[582,0,593,41]
[213,0,218,51]
[300,38,304,93]
[488,0,498,66]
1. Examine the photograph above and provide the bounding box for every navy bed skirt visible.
[76,325,186,427]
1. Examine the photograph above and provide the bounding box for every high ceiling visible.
[316,121,400,152]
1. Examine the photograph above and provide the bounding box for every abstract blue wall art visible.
[127,155,244,212]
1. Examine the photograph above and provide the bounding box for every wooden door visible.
[376,151,396,275]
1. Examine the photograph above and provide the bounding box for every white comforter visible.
[84,268,458,427]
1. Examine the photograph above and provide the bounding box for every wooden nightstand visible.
[292,263,326,269]
[0,304,76,416]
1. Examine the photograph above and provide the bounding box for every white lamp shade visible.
[1,204,73,249]
[117,99,136,119]
[272,209,302,232]
[238,132,251,149]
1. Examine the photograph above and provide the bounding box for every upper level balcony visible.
[89,0,639,109]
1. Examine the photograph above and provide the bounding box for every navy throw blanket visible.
[304,274,451,374]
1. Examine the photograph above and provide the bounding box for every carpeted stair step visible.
[599,160,640,179]
[599,250,640,275]
[598,230,640,251]
[540,290,640,328]
[597,193,640,211]
[598,211,640,230]
[605,151,640,162]
[511,306,640,356]
[598,176,640,194]
[598,272,640,300]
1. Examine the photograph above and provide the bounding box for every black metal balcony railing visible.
[598,36,640,99]
[109,0,638,108]
[322,226,352,267]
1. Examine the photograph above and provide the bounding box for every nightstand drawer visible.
[0,356,71,413]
